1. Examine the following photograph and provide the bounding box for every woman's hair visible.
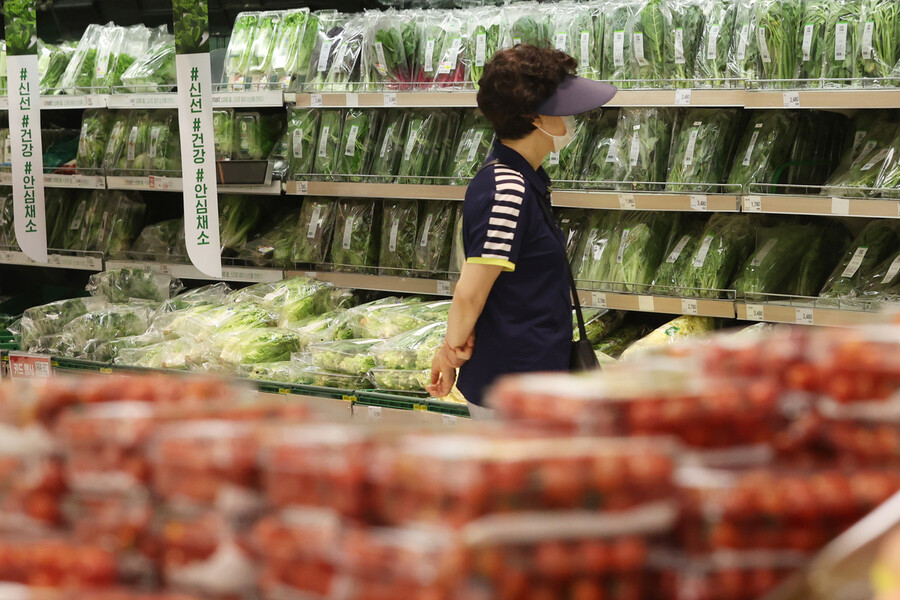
[477,44,577,141]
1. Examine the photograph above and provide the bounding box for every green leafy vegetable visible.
[337,109,380,181]
[414,201,456,277]
[87,268,181,302]
[369,109,409,183]
[330,199,378,273]
[447,111,493,184]
[679,214,757,297]
[312,109,344,181]
[695,0,739,87]
[820,220,900,299]
[76,109,115,173]
[291,197,335,264]
[379,200,419,276]
[727,110,800,189]
[120,38,177,93]
[611,107,675,191]
[223,12,259,88]
[667,108,742,192]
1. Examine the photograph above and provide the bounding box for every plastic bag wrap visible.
[111,25,152,89]
[666,0,706,86]
[379,200,419,276]
[14,297,108,351]
[666,108,741,192]
[76,109,115,173]
[414,201,455,276]
[288,310,347,345]
[728,0,758,80]
[170,302,278,338]
[312,109,344,181]
[429,10,469,89]
[469,7,502,87]
[573,212,620,285]
[822,113,900,197]
[369,109,409,183]
[678,214,757,297]
[286,108,320,179]
[219,195,261,254]
[308,13,365,92]
[820,220,900,299]
[602,0,638,85]
[291,197,335,265]
[604,212,681,292]
[39,42,75,93]
[796,0,829,84]
[333,297,424,339]
[821,0,862,87]
[308,338,381,374]
[651,217,707,295]
[91,25,125,91]
[229,276,329,309]
[213,108,235,160]
[860,0,900,86]
[294,365,371,389]
[397,110,455,184]
[860,250,900,301]
[223,12,259,89]
[786,221,851,296]
[446,111,493,184]
[267,9,313,89]
[727,110,800,188]
[59,303,156,357]
[581,108,621,186]
[752,0,803,87]
[628,0,672,85]
[280,287,355,327]
[330,199,378,273]
[156,282,232,314]
[87,268,182,302]
[611,107,675,191]
[242,360,310,384]
[120,37,177,93]
[58,24,103,93]
[551,3,602,80]
[126,219,184,259]
[88,330,165,362]
[217,328,303,367]
[337,109,380,181]
[695,0,740,87]
[371,321,446,370]
[364,9,413,90]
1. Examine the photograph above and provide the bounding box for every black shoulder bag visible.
[477,160,600,372]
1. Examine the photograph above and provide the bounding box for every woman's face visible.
[534,115,567,136]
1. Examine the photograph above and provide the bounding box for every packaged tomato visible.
[654,550,807,600]
[56,402,156,493]
[369,433,676,527]
[700,325,811,385]
[66,591,203,600]
[0,537,117,588]
[64,491,152,554]
[261,424,372,520]
[816,399,900,464]
[0,426,65,531]
[151,421,260,513]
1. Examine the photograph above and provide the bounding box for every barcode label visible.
[706,24,720,60]
[802,24,815,61]
[342,217,355,250]
[666,235,692,263]
[614,31,625,67]
[389,218,400,252]
[633,33,648,66]
[344,125,360,157]
[691,235,715,268]
[292,129,304,158]
[841,247,868,278]
[307,206,322,239]
[683,124,701,167]
[317,126,330,158]
[751,239,778,267]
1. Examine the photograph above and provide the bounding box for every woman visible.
[427,44,617,417]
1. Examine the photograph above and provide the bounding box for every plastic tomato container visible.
[261,425,372,520]
[0,537,117,588]
[151,421,259,510]
[0,430,65,530]
[64,491,153,554]
[817,399,900,464]
[700,326,811,384]
[488,370,784,449]
[368,433,676,527]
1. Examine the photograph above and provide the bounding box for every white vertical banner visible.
[176,54,221,278]
[7,55,46,262]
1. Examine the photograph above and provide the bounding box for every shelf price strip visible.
[5,0,47,263]
[173,0,221,278]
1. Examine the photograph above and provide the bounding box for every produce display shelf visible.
[106,259,285,283]
[106,175,183,192]
[745,88,900,109]
[552,190,741,212]
[578,290,737,318]
[744,194,900,219]
[254,380,356,402]
[0,250,103,271]
[284,180,468,200]
[735,302,890,326]
[0,173,106,189]
[106,93,179,109]
[354,390,471,418]
[290,270,456,297]
[218,181,283,195]
[41,94,110,109]
[605,88,746,107]
[288,91,478,108]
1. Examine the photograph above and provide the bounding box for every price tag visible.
[345,93,359,107]
[744,196,762,212]
[618,193,636,210]
[681,298,699,315]
[675,88,692,105]
[310,94,323,108]
[689,195,708,211]
[591,292,607,308]
[8,353,52,379]
[831,197,850,216]
[278,388,291,395]
[413,404,428,412]
[296,181,309,195]
[442,414,458,427]
[638,296,655,312]
[383,93,398,107]
[795,307,814,325]
[367,406,382,421]
[746,303,765,321]
[783,91,801,108]
[436,280,451,295]
[305,271,318,279]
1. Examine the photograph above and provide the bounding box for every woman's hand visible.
[427,335,474,397]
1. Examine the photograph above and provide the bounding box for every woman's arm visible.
[427,262,503,397]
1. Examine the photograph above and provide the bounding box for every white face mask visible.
[537,115,577,152]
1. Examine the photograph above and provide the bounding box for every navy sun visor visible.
[536,76,618,116]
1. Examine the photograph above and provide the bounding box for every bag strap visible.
[476,159,589,344]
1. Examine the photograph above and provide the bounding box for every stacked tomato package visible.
[147,420,262,599]
[0,424,65,533]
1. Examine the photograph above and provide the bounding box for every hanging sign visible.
[173,0,221,277]
[5,0,46,262]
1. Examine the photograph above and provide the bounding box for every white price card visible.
[367,406,382,421]
[296,181,309,194]
[783,91,801,108]
[591,292,607,309]
[795,308,814,325]
[436,280,452,295]
[638,296,655,312]
[618,193,636,210]
[689,195,708,211]
[383,93,398,107]
[831,197,850,216]
[345,93,359,107]
[310,94,323,108]
[681,298,699,315]
[675,89,692,106]
[304,271,318,279]
[746,303,766,321]
[442,414,458,427]
[744,196,762,212]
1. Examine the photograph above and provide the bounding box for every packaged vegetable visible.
[244,11,281,88]
[429,11,469,89]
[337,109,380,181]
[860,0,900,85]
[291,197,335,264]
[621,315,716,359]
[243,360,310,384]
[156,282,231,315]
[219,195,261,254]
[785,111,850,191]
[397,110,457,184]
[233,111,283,161]
[651,217,708,295]
[694,0,740,87]
[732,223,827,298]
[543,112,592,186]
[787,221,852,296]
[294,365,371,389]
[89,331,167,363]
[289,310,347,345]
[371,321,446,370]
[213,108,235,160]
[59,304,156,356]
[280,287,355,327]
[91,25,125,91]
[728,0,759,81]
[330,199,378,273]
[727,110,801,189]
[503,4,552,49]
[469,7,503,87]
[679,214,757,298]
[414,201,456,277]
[240,209,302,267]
[39,42,75,93]
[821,0,862,86]
[601,0,637,85]
[13,297,107,350]
[370,368,430,392]
[611,107,676,191]
[286,108,320,179]
[364,9,413,90]
[267,9,313,89]
[573,212,619,285]
[752,0,803,87]
[581,108,621,186]
[111,25,152,89]
[379,200,419,276]
[312,109,345,181]
[605,212,682,292]
[446,111,493,184]
[309,338,381,374]
[120,37,177,93]
[223,12,259,89]
[667,0,706,86]
[594,322,654,358]
[76,109,115,173]
[576,308,626,345]
[309,14,365,92]
[796,0,829,84]
[127,219,184,259]
[334,297,425,339]
[229,275,330,309]
[666,108,742,192]
[628,0,671,85]
[87,268,182,303]
[369,109,409,183]
[820,220,900,299]
[58,24,103,94]
[860,249,900,301]
[218,328,303,366]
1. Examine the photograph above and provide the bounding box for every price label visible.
[442,414,458,427]
[618,193,636,210]
[746,303,766,321]
[305,271,318,279]
[744,196,762,212]
[384,93,398,107]
[795,307,814,325]
[436,280,451,295]
[345,93,359,107]
[367,406,382,421]
[681,298,699,315]
[413,404,428,412]
[310,94,323,108]
[591,292,607,309]
[831,197,850,215]
[675,88,692,105]
[638,296,655,312]
[689,195,708,211]
[8,353,52,379]
[783,91,801,108]
[295,181,309,194]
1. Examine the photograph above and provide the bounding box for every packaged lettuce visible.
[143,111,180,175]
[213,109,235,160]
[666,108,741,192]
[312,109,345,181]
[46,191,74,250]
[414,201,455,277]
[503,4,552,48]
[610,107,675,191]
[289,310,347,345]
[291,197,335,265]
[732,224,825,298]
[76,110,114,173]
[335,297,425,339]
[115,337,200,370]
[218,328,303,366]
[280,287,355,327]
[651,217,706,295]
[223,12,259,89]
[679,214,757,298]
[446,111,493,184]
[379,200,419,276]
[544,112,592,186]
[727,110,800,189]
[243,361,309,384]
[820,221,900,299]
[112,25,152,89]
[240,209,303,267]
[572,212,620,285]
[127,219,184,259]
[179,301,279,337]
[787,222,851,297]
[101,112,131,172]
[337,109,380,181]
[309,338,381,374]
[550,4,602,80]
[287,108,320,179]
[575,309,626,345]
[408,300,451,323]
[364,9,412,90]
[102,193,147,255]
[58,23,103,93]
[694,0,739,87]
[15,297,107,350]
[228,276,325,308]
[267,9,312,89]
[87,268,182,302]
[294,366,370,389]
[59,303,156,355]
[330,199,378,273]
[860,250,900,302]
[244,11,281,88]
[370,110,409,183]
[219,195,261,254]
[371,321,446,370]
[307,13,354,91]
[39,42,75,93]
[90,331,166,363]
[581,108,621,186]
[233,111,284,161]
[621,316,716,360]
[370,369,430,392]
[156,283,231,315]
[604,212,681,292]
[429,11,469,89]
[120,37,177,93]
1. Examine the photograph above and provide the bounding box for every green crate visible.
[354,390,470,417]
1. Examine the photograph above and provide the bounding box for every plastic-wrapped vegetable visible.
[13,297,107,350]
[120,37,177,93]
[243,361,310,384]
[279,287,355,327]
[666,108,741,192]
[219,195,261,254]
[860,250,900,301]
[581,109,621,187]
[611,107,675,191]
[371,321,446,370]
[309,14,365,92]
[860,0,900,85]
[787,222,851,296]
[732,224,825,297]
[334,297,425,340]
[397,110,457,184]
[604,212,681,292]
[330,199,378,273]
[58,24,102,93]
[821,0,862,86]
[695,0,739,87]
[753,0,802,87]
[218,328,303,366]
[244,11,281,88]
[414,201,455,277]
[233,112,283,161]
[228,276,327,309]
[309,338,381,374]
[430,11,469,89]
[370,369,430,392]
[294,365,370,389]
[369,110,409,183]
[112,25,152,89]
[127,219,184,259]
[76,110,114,173]
[312,109,344,181]
[796,0,829,84]
[602,0,637,85]
[65,190,146,255]
[593,322,652,358]
[728,0,759,80]
[240,209,302,267]
[469,7,502,87]
[59,304,155,356]
[504,4,552,48]
[666,0,706,86]
[679,214,757,298]
[572,212,618,285]
[446,111,493,184]
[286,109,320,179]
[727,110,801,189]
[87,268,182,303]
[289,311,346,345]
[46,191,75,250]
[90,331,166,363]
[174,302,278,338]
[223,12,259,89]
[651,217,706,295]
[379,200,419,276]
[156,282,231,314]
[543,112,592,186]
[820,220,900,299]
[213,109,235,160]
[267,9,312,89]
[289,197,334,265]
[550,3,602,80]
[364,9,412,90]
[621,315,716,359]
[576,309,626,345]
[91,25,125,91]
[785,111,849,190]
[822,115,900,197]
[337,109,380,181]
[39,42,75,93]
[628,0,670,85]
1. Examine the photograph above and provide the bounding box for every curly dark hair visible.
[477,44,577,141]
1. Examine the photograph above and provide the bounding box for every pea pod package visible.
[292,197,336,265]
[379,200,419,276]
[610,107,676,191]
[414,201,456,277]
[820,220,900,299]
[666,108,741,192]
[337,109,381,181]
[727,110,800,189]
[330,199,379,273]
[447,111,494,184]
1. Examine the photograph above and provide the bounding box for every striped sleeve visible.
[465,166,527,272]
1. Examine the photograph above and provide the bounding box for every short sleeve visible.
[463,166,528,272]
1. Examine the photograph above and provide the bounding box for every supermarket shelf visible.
[0,173,106,189]
[744,194,900,219]
[285,180,467,200]
[606,88,746,107]
[578,290,736,318]
[106,259,284,283]
[735,302,890,326]
[553,190,741,212]
[745,88,900,109]
[218,181,283,195]
[290,270,456,296]
[106,175,183,192]
[41,94,109,109]
[106,93,179,109]
[354,390,471,418]
[288,91,478,108]
[210,90,285,108]
[0,250,103,271]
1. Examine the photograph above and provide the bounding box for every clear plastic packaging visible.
[379,199,418,276]
[610,107,676,191]
[58,23,104,93]
[286,108,320,179]
[76,109,115,172]
[87,268,182,303]
[330,199,378,274]
[14,297,108,351]
[371,321,446,370]
[222,12,258,89]
[267,9,312,89]
[694,0,740,87]
[217,328,303,367]
[294,366,372,390]
[232,111,283,161]
[446,111,493,184]
[120,37,177,93]
[819,221,900,300]
[666,108,742,193]
[369,109,408,183]
[370,368,431,392]
[333,297,426,339]
[212,108,235,160]
[309,338,381,375]
[58,304,156,358]
[363,9,413,91]
[414,201,456,276]
[244,11,281,88]
[65,490,153,554]
[337,109,381,182]
[312,109,345,180]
